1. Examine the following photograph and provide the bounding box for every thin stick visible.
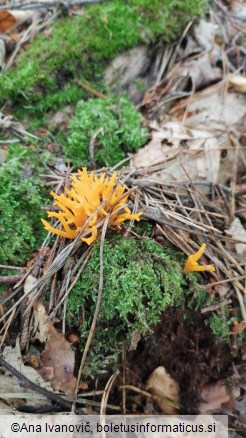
[0,0,103,10]
[89,128,103,170]
[100,371,119,416]
[74,215,109,400]
[75,80,107,100]
[0,275,25,284]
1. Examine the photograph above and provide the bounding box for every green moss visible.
[208,308,233,340]
[65,95,148,168]
[67,233,191,376]
[0,145,50,265]
[0,0,208,112]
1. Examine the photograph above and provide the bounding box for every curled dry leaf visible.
[33,302,76,398]
[146,366,180,414]
[199,381,231,413]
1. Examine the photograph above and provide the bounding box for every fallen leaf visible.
[231,320,246,335]
[133,122,221,184]
[226,217,246,256]
[129,331,141,351]
[34,302,77,397]
[235,393,246,424]
[24,274,37,295]
[105,45,149,87]
[0,11,16,33]
[228,75,246,94]
[199,381,231,413]
[194,20,221,53]
[185,89,246,128]
[180,53,222,91]
[146,366,180,414]
[1,339,53,410]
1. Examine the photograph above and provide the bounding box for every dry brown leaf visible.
[231,320,246,335]
[129,331,141,351]
[146,366,180,414]
[34,302,76,397]
[199,381,231,413]
[0,11,16,33]
[214,284,230,297]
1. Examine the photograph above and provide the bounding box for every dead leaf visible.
[235,393,246,424]
[214,284,230,297]
[24,274,37,295]
[180,53,222,90]
[133,122,221,184]
[199,381,231,413]
[1,339,53,410]
[185,89,246,128]
[228,75,246,94]
[105,45,149,87]
[146,366,180,414]
[194,20,220,52]
[33,302,77,397]
[0,11,16,33]
[231,320,246,335]
[226,217,246,256]
[129,331,141,351]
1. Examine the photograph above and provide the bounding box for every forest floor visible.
[0,1,245,436]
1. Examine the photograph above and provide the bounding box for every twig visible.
[0,0,103,10]
[0,274,25,284]
[100,371,119,416]
[229,134,239,221]
[0,310,15,348]
[0,264,22,270]
[89,128,103,170]
[75,80,107,100]
[120,385,181,409]
[74,214,110,401]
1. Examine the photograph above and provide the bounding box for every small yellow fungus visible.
[184,243,215,273]
[41,168,142,245]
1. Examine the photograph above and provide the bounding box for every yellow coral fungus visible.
[184,243,215,273]
[41,168,142,245]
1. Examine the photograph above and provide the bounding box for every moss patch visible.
[67,232,205,376]
[0,145,50,266]
[65,95,148,168]
[0,0,208,113]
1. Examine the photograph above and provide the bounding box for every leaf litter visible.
[0,0,245,433]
